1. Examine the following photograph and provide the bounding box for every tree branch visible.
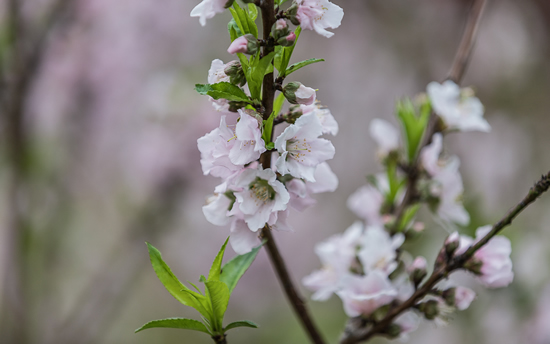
[257,1,326,343]
[340,0,490,342]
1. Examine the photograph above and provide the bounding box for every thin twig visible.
[341,170,550,344]
[340,0,489,342]
[257,0,326,343]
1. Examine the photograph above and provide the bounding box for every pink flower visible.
[454,286,476,310]
[369,118,400,158]
[336,271,397,317]
[228,110,266,165]
[301,102,339,135]
[190,0,228,26]
[227,36,249,54]
[275,113,335,181]
[295,0,344,38]
[207,59,231,112]
[286,32,296,43]
[295,84,316,105]
[347,184,384,225]
[409,256,427,272]
[358,226,404,274]
[473,226,514,288]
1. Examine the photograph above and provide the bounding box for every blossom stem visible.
[340,170,550,344]
[257,1,326,343]
[392,0,488,233]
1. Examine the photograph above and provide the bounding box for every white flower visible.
[303,222,362,300]
[203,193,233,226]
[229,218,260,254]
[427,80,490,132]
[454,286,476,310]
[347,185,384,225]
[295,0,344,38]
[394,311,420,341]
[287,178,317,211]
[454,226,514,288]
[286,162,338,211]
[421,133,470,225]
[369,118,400,158]
[358,226,404,274]
[336,270,397,317]
[230,168,290,231]
[295,84,316,105]
[228,110,266,166]
[307,162,339,194]
[301,102,339,135]
[191,0,228,26]
[197,116,241,179]
[206,59,231,111]
[275,113,335,181]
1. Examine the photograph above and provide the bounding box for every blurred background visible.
[1,0,549,343]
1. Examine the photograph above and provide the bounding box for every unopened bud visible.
[384,323,402,339]
[286,3,300,26]
[283,82,316,105]
[418,300,439,320]
[224,0,235,8]
[277,32,296,47]
[463,258,483,275]
[227,34,258,55]
[408,257,427,287]
[224,60,246,86]
[445,232,460,257]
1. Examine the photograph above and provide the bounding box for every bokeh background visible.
[1,0,550,343]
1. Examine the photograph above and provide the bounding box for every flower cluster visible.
[304,80,513,338]
[193,0,343,254]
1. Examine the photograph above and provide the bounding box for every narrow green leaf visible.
[273,93,285,118]
[224,320,259,331]
[188,281,203,294]
[275,26,301,75]
[228,20,242,42]
[220,243,263,294]
[146,243,212,319]
[205,281,230,332]
[208,238,229,282]
[266,142,274,150]
[398,204,421,231]
[229,8,245,35]
[262,111,276,143]
[283,58,324,77]
[135,318,210,334]
[248,3,258,20]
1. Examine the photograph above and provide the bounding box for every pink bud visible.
[295,84,316,105]
[286,32,296,42]
[227,36,249,54]
[410,256,427,271]
[454,286,476,310]
[275,19,287,31]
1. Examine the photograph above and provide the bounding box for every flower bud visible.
[227,34,258,55]
[283,82,316,105]
[418,300,439,320]
[285,2,300,26]
[224,60,246,86]
[408,257,427,287]
[223,0,235,8]
[445,232,460,257]
[272,19,289,39]
[277,31,296,47]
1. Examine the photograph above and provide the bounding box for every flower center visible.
[287,137,311,162]
[249,177,276,203]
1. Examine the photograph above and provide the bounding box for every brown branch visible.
[341,170,550,344]
[340,0,490,342]
[256,1,326,343]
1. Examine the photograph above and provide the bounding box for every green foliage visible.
[261,93,285,144]
[275,0,291,6]
[228,19,242,42]
[224,320,259,331]
[396,98,431,162]
[385,159,404,206]
[220,242,263,294]
[138,240,262,339]
[194,82,251,103]
[229,2,258,39]
[398,204,421,231]
[135,318,211,334]
[274,26,301,75]
[283,58,324,77]
[247,52,275,100]
[248,3,258,20]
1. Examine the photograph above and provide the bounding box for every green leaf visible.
[274,26,301,75]
[248,4,258,21]
[273,92,285,118]
[398,204,421,231]
[385,159,402,206]
[262,111,276,143]
[396,98,431,162]
[220,243,263,294]
[195,83,251,103]
[208,238,229,282]
[224,320,259,331]
[230,2,258,39]
[205,281,230,332]
[283,58,324,77]
[135,318,211,334]
[275,0,290,5]
[247,52,275,100]
[228,19,242,42]
[266,142,274,150]
[146,243,212,319]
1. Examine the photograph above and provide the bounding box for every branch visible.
[341,170,550,344]
[340,0,490,342]
[257,1,326,343]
